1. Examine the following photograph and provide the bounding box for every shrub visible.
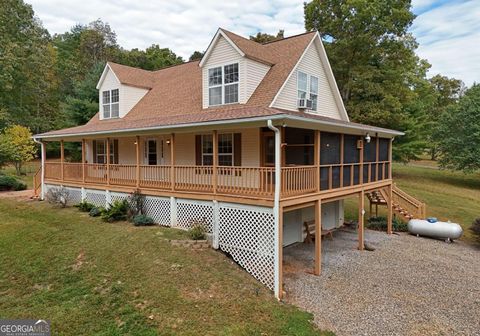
[188,221,206,240]
[46,186,70,208]
[366,216,408,232]
[89,207,105,217]
[0,175,27,191]
[127,191,145,220]
[101,200,129,222]
[133,214,155,226]
[76,201,95,212]
[470,218,480,243]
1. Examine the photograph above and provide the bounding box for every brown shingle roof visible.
[36,29,400,139]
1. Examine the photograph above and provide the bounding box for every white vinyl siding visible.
[245,58,270,101]
[272,39,343,120]
[98,68,149,120]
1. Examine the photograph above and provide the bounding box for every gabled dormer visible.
[199,29,272,109]
[96,62,152,120]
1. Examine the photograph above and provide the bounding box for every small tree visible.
[0,125,36,175]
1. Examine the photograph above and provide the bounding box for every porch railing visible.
[44,161,392,199]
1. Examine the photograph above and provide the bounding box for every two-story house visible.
[33,28,413,299]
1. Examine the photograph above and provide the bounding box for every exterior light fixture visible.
[365,133,371,143]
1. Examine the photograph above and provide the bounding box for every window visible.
[208,63,239,106]
[196,133,241,167]
[310,76,318,111]
[297,71,308,100]
[102,89,119,118]
[201,134,213,165]
[218,133,233,166]
[93,139,118,164]
[297,71,319,111]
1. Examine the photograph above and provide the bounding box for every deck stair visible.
[366,185,426,220]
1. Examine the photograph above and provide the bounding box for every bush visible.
[89,207,105,217]
[0,175,27,191]
[127,191,145,220]
[133,214,155,226]
[46,186,70,208]
[101,200,129,222]
[76,201,95,212]
[366,216,408,232]
[188,221,206,240]
[470,218,480,243]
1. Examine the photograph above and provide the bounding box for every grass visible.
[345,160,480,244]
[0,198,332,336]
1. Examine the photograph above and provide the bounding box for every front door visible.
[144,139,158,165]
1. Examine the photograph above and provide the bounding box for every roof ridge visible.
[107,61,153,73]
[152,59,199,73]
[261,30,317,45]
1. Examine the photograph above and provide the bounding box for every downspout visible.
[33,138,45,200]
[267,120,281,299]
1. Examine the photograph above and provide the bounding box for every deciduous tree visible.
[0,125,36,175]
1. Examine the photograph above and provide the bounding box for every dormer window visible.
[208,63,239,106]
[103,89,119,118]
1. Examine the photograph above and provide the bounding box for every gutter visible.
[33,113,403,141]
[267,119,281,300]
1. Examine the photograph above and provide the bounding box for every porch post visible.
[60,140,64,182]
[358,189,365,250]
[170,133,175,191]
[81,139,86,183]
[387,183,393,234]
[135,136,140,189]
[375,135,380,181]
[314,199,322,275]
[359,139,364,185]
[40,141,46,200]
[340,134,344,187]
[106,138,110,185]
[314,130,320,192]
[212,130,218,194]
[389,138,393,179]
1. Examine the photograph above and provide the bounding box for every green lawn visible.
[0,199,331,336]
[345,161,480,244]
[0,162,39,189]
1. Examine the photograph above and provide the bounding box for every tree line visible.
[0,0,478,172]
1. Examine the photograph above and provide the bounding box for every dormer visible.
[96,62,152,120]
[199,29,272,109]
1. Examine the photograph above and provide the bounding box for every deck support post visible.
[81,139,86,184]
[213,130,218,194]
[358,189,365,250]
[106,138,110,185]
[60,140,64,182]
[135,136,140,189]
[314,199,322,275]
[387,184,393,234]
[170,133,175,191]
[314,130,320,192]
[40,141,46,200]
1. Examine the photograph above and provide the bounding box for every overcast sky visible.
[27,0,479,86]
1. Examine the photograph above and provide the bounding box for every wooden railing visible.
[44,160,392,200]
[392,184,426,219]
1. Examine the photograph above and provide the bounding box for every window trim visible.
[207,62,239,106]
[102,89,120,119]
[93,139,118,164]
[309,75,319,111]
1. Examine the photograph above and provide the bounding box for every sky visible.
[27,0,479,86]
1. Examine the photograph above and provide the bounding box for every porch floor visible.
[283,228,480,336]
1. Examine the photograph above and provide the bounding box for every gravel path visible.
[283,228,480,336]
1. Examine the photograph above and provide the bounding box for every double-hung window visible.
[297,71,308,100]
[201,134,214,165]
[208,63,239,106]
[93,139,118,164]
[102,89,119,118]
[200,133,234,166]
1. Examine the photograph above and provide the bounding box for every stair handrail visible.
[392,184,426,218]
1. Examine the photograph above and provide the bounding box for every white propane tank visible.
[408,219,463,240]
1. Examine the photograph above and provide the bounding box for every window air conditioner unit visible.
[297,98,313,110]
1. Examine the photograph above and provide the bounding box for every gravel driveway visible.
[283,228,480,336]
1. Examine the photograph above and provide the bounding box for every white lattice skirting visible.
[43,184,276,290]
